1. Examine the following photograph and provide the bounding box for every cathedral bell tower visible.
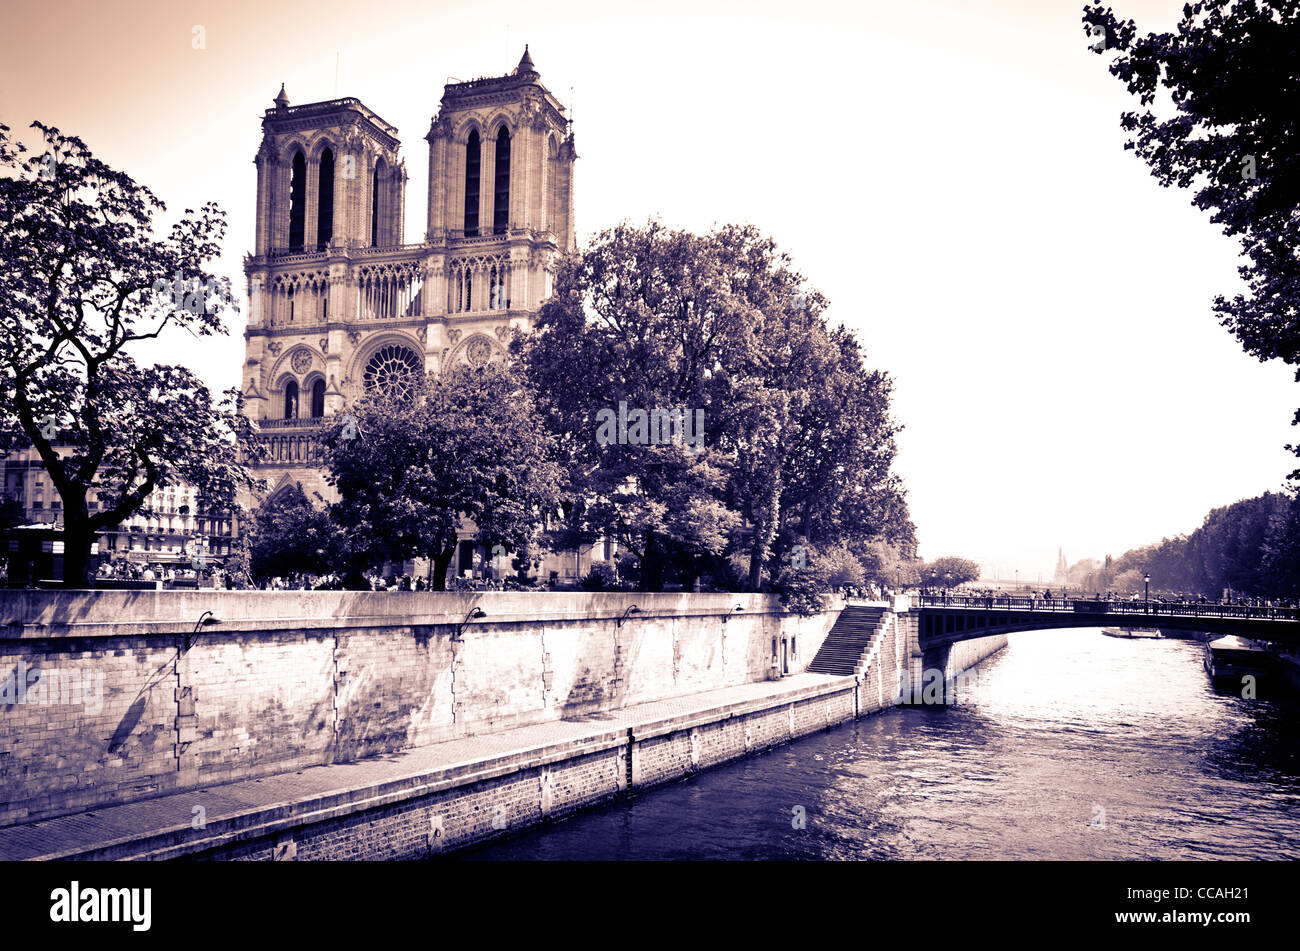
[422,45,577,369]
[240,49,575,505]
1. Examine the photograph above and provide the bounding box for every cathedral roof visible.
[516,45,536,75]
[274,84,289,109]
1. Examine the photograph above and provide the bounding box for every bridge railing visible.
[916,594,1300,622]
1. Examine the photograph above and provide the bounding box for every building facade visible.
[0,443,235,571]
[242,49,591,580]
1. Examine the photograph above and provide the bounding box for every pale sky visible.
[2,0,1295,580]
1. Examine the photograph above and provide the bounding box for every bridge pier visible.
[901,642,955,707]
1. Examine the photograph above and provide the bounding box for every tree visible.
[815,540,867,590]
[0,122,253,586]
[1261,489,1300,596]
[1084,1,1300,476]
[0,496,27,532]
[518,221,755,590]
[246,484,346,584]
[919,556,980,591]
[321,362,563,590]
[518,219,913,591]
[1071,490,1298,597]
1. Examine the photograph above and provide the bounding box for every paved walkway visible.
[0,672,850,861]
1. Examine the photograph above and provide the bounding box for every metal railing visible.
[917,593,1300,622]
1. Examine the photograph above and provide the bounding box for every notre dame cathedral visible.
[241,47,576,510]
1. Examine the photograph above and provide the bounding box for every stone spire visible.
[515,45,537,77]
[274,83,290,110]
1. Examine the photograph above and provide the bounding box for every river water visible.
[456,628,1300,860]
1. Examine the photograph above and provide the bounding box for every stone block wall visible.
[0,591,839,827]
[189,683,859,861]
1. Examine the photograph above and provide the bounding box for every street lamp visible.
[1144,573,1150,614]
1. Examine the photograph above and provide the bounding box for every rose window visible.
[363,345,423,399]
[466,337,494,367]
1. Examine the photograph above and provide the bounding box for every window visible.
[493,127,510,234]
[363,345,422,400]
[317,148,335,250]
[310,379,325,418]
[288,150,306,251]
[284,380,299,419]
[464,130,480,236]
[371,158,385,248]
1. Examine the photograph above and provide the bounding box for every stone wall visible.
[0,591,838,826]
[896,606,1008,705]
[69,679,860,860]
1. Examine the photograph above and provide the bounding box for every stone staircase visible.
[806,605,888,676]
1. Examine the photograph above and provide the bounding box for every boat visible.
[1203,635,1275,688]
[1100,627,1161,639]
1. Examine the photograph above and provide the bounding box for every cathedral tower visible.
[241,49,576,503]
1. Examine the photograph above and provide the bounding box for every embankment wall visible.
[0,591,836,826]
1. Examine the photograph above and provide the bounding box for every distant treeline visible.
[1067,491,1300,598]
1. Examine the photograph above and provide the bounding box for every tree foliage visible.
[1085,1,1300,475]
[321,362,563,590]
[517,219,913,595]
[1072,490,1300,596]
[246,483,346,584]
[0,121,254,586]
[919,556,981,590]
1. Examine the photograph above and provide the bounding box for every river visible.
[453,628,1300,860]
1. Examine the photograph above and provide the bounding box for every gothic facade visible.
[241,47,576,506]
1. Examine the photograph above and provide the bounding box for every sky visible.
[2,0,1296,581]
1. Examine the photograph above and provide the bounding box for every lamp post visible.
[1144,573,1150,614]
[944,572,953,604]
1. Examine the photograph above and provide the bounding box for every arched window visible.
[288,151,307,251]
[317,148,334,250]
[363,345,423,400]
[284,381,299,419]
[310,379,325,418]
[547,136,560,232]
[464,130,480,236]
[371,158,385,248]
[494,127,511,235]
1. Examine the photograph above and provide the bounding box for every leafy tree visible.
[518,221,752,590]
[246,483,345,583]
[1261,490,1300,596]
[321,362,562,590]
[814,540,867,590]
[518,219,912,592]
[0,496,27,532]
[774,325,913,571]
[919,556,981,591]
[1071,490,1298,597]
[1085,1,1300,476]
[0,122,253,586]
